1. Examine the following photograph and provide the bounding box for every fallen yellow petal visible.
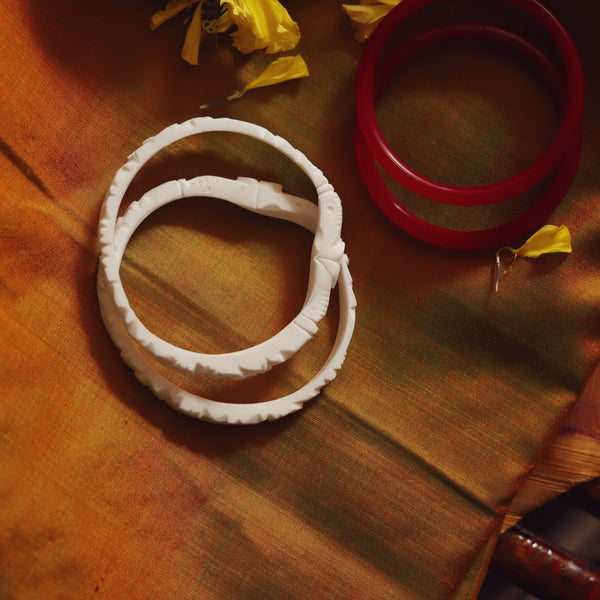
[181,1,204,65]
[199,55,309,109]
[509,225,572,258]
[151,0,200,31]
[221,0,300,54]
[243,55,309,92]
[494,225,572,292]
[343,0,401,42]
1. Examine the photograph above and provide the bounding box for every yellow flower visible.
[150,0,300,64]
[342,0,402,42]
[222,0,300,54]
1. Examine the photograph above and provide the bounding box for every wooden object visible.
[492,523,600,600]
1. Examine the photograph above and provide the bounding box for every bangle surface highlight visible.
[97,177,356,424]
[98,117,345,379]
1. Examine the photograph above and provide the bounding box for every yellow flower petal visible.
[181,1,204,65]
[343,0,401,42]
[243,55,308,92]
[509,225,572,258]
[199,55,308,109]
[494,225,572,291]
[221,0,300,54]
[150,0,200,31]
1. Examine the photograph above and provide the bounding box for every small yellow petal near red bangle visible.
[508,224,572,258]
[342,0,402,42]
[494,225,572,292]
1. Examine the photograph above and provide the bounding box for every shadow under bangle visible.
[97,177,356,424]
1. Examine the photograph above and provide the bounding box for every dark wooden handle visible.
[491,524,600,600]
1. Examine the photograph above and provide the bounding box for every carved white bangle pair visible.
[97,118,355,424]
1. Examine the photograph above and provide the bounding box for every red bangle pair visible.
[354,0,584,250]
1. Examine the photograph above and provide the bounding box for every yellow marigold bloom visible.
[342,0,401,42]
[151,0,300,64]
[222,0,300,54]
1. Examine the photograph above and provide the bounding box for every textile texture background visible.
[1,0,599,598]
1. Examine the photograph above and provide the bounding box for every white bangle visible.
[97,177,356,424]
[98,117,345,379]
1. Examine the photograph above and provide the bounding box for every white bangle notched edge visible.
[98,117,345,379]
[97,176,356,424]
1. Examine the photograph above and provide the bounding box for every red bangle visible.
[355,0,584,207]
[355,23,582,249]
